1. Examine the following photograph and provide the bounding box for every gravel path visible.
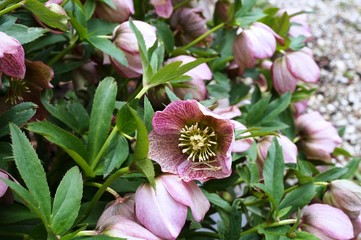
[269,0,361,157]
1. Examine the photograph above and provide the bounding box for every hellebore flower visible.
[164,55,212,101]
[257,135,298,165]
[296,111,342,161]
[233,22,284,74]
[111,20,157,78]
[96,195,161,240]
[272,48,320,94]
[0,171,9,198]
[281,9,312,40]
[135,174,210,239]
[300,204,354,240]
[151,0,173,18]
[170,7,212,47]
[0,32,26,81]
[95,0,134,23]
[323,179,361,219]
[149,100,235,181]
[0,170,14,203]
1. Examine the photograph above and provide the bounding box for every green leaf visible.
[165,86,180,102]
[0,204,37,224]
[229,81,251,105]
[332,147,353,157]
[3,24,47,44]
[88,77,117,167]
[260,92,291,124]
[24,0,69,31]
[26,121,93,177]
[128,18,148,63]
[263,138,285,209]
[0,102,36,137]
[83,0,96,20]
[314,167,348,182]
[202,190,232,212]
[51,166,83,235]
[143,96,154,132]
[245,95,271,125]
[87,18,118,36]
[342,158,361,179]
[9,124,51,222]
[236,9,267,27]
[154,20,174,53]
[103,133,129,177]
[294,231,320,240]
[0,15,17,31]
[87,36,127,66]
[279,183,315,217]
[116,104,137,135]
[67,11,87,39]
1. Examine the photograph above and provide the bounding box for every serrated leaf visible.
[202,190,232,212]
[9,124,51,222]
[165,86,180,102]
[116,104,137,135]
[260,92,291,124]
[88,77,117,168]
[245,95,271,125]
[314,167,348,182]
[3,24,47,44]
[0,102,36,137]
[143,96,154,132]
[103,133,129,177]
[51,166,83,235]
[87,36,127,66]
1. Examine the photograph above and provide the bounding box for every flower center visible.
[178,122,217,162]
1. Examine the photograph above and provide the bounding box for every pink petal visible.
[151,0,173,18]
[173,77,207,101]
[0,171,9,197]
[252,22,284,45]
[233,32,256,74]
[160,174,210,222]
[286,51,320,83]
[271,56,298,94]
[135,180,187,239]
[232,121,253,153]
[247,24,277,59]
[0,32,25,79]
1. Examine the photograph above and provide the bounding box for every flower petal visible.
[286,50,320,83]
[0,171,9,198]
[0,32,25,79]
[272,56,297,94]
[151,0,173,18]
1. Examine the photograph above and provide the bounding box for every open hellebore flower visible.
[151,0,173,18]
[233,22,283,74]
[95,0,134,23]
[149,100,235,181]
[96,195,161,240]
[323,179,361,219]
[0,32,26,82]
[135,174,210,239]
[272,48,320,94]
[300,204,354,240]
[164,55,212,101]
[296,111,342,161]
[111,20,157,78]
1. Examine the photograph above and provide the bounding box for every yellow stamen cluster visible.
[178,122,217,162]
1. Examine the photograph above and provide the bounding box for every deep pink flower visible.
[233,22,284,74]
[0,32,25,80]
[164,55,212,101]
[149,100,235,181]
[111,20,157,78]
[272,48,320,94]
[135,174,210,239]
[300,204,354,240]
[296,111,342,161]
[151,0,173,18]
[95,0,134,23]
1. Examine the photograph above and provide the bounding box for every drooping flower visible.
[300,204,354,240]
[95,0,134,23]
[111,20,157,78]
[233,22,284,74]
[323,179,361,219]
[149,100,235,181]
[135,174,210,239]
[281,9,312,40]
[271,48,320,94]
[151,0,173,18]
[295,111,342,161]
[0,32,26,81]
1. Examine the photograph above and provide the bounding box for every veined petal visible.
[272,56,297,94]
[0,171,9,197]
[151,0,173,18]
[247,24,277,59]
[0,32,25,79]
[286,50,320,83]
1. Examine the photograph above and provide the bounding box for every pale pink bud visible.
[272,48,320,94]
[300,204,354,240]
[323,180,361,219]
[0,32,26,80]
[0,170,9,198]
[296,111,342,161]
[233,22,284,74]
[95,0,134,23]
[111,21,157,78]
[257,135,297,165]
[151,0,173,18]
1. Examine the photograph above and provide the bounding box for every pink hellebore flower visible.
[300,204,354,240]
[296,111,342,162]
[96,194,161,240]
[282,9,312,40]
[257,135,298,165]
[0,32,26,80]
[135,174,210,239]
[151,0,173,18]
[164,55,212,101]
[111,20,157,78]
[233,22,284,74]
[95,0,134,23]
[0,171,9,198]
[149,100,235,181]
[272,48,320,94]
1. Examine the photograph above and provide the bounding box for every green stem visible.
[85,182,120,198]
[48,35,79,66]
[134,85,150,99]
[80,167,131,221]
[0,0,23,16]
[122,132,135,141]
[0,0,18,10]
[182,22,225,50]
[240,219,297,236]
[173,0,192,10]
[75,230,98,237]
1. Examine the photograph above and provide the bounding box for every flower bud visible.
[95,0,134,23]
[323,180,361,219]
[151,0,173,18]
[300,204,354,239]
[35,3,70,34]
[111,21,157,78]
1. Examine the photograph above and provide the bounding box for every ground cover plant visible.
[0,0,360,239]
